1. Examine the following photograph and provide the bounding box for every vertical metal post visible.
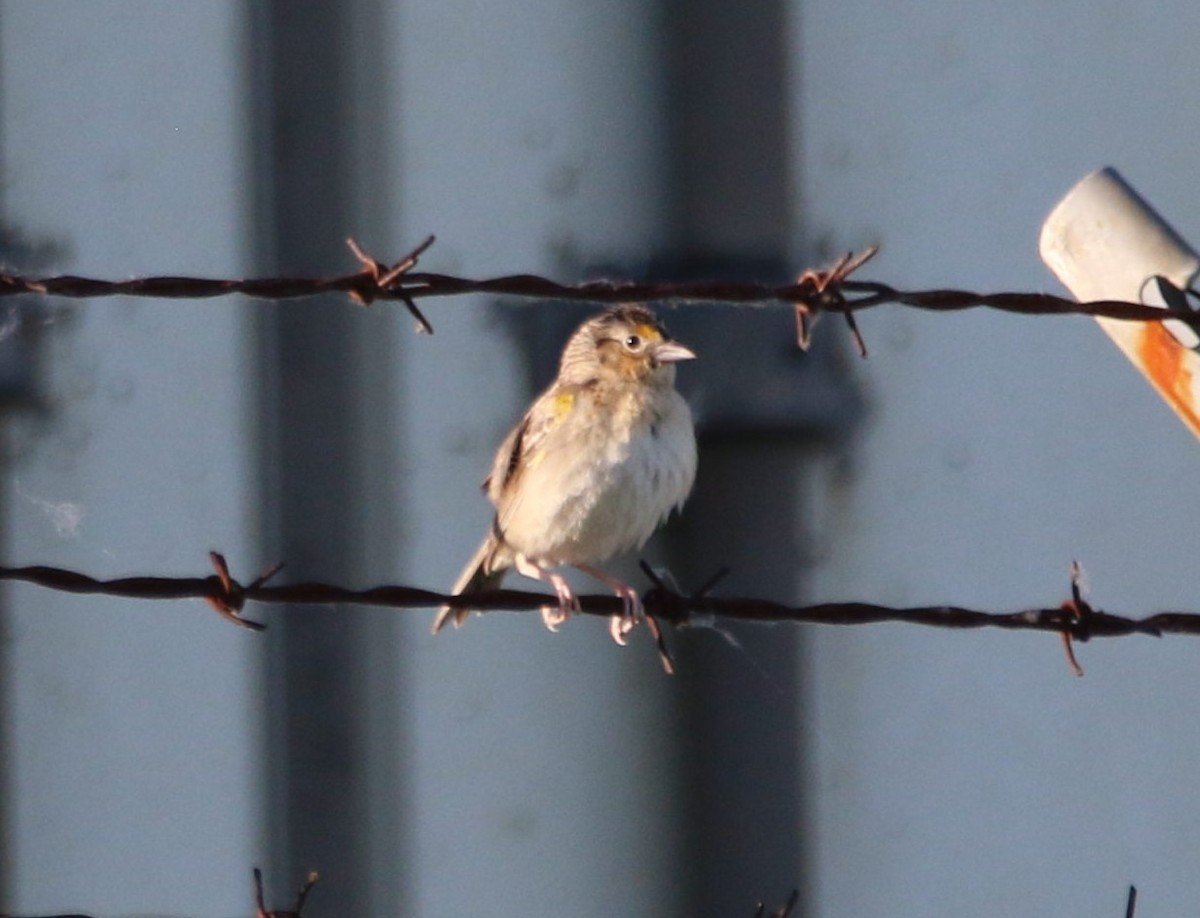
[249,4,404,915]
[660,2,858,912]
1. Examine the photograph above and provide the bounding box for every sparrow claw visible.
[535,566,580,633]
[511,552,580,628]
[609,614,630,645]
[605,582,644,647]
[541,604,569,631]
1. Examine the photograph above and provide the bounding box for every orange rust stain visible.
[1136,321,1200,436]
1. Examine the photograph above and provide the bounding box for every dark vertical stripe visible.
[248,5,387,914]
[662,3,811,915]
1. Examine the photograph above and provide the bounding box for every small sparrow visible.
[434,304,697,642]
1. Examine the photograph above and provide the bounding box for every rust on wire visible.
[794,246,877,356]
[1058,560,1090,677]
[203,551,282,632]
[2,239,1199,346]
[254,867,319,918]
[754,889,800,918]
[346,235,435,332]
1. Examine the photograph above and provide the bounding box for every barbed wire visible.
[0,553,1191,677]
[754,889,800,918]
[0,867,319,918]
[0,239,1160,914]
[0,873,1132,916]
[254,867,319,918]
[2,238,1198,352]
[0,868,803,918]
[2,239,1197,673]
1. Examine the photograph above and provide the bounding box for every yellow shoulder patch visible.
[553,390,575,419]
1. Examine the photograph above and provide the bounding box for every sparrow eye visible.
[624,334,642,351]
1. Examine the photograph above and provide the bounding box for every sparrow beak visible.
[653,340,697,363]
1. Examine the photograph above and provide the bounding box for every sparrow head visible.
[559,305,696,386]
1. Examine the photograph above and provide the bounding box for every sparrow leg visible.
[574,564,644,646]
[514,554,579,631]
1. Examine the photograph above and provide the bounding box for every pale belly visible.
[499,399,696,565]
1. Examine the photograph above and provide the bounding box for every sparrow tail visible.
[432,534,508,633]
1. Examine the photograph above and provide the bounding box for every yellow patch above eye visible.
[553,391,575,418]
[635,323,661,341]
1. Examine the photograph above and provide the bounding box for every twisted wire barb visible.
[753,889,800,918]
[255,867,319,918]
[0,868,319,918]
[2,238,1197,342]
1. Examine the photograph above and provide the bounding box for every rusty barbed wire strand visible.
[2,239,1198,343]
[0,554,1193,648]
